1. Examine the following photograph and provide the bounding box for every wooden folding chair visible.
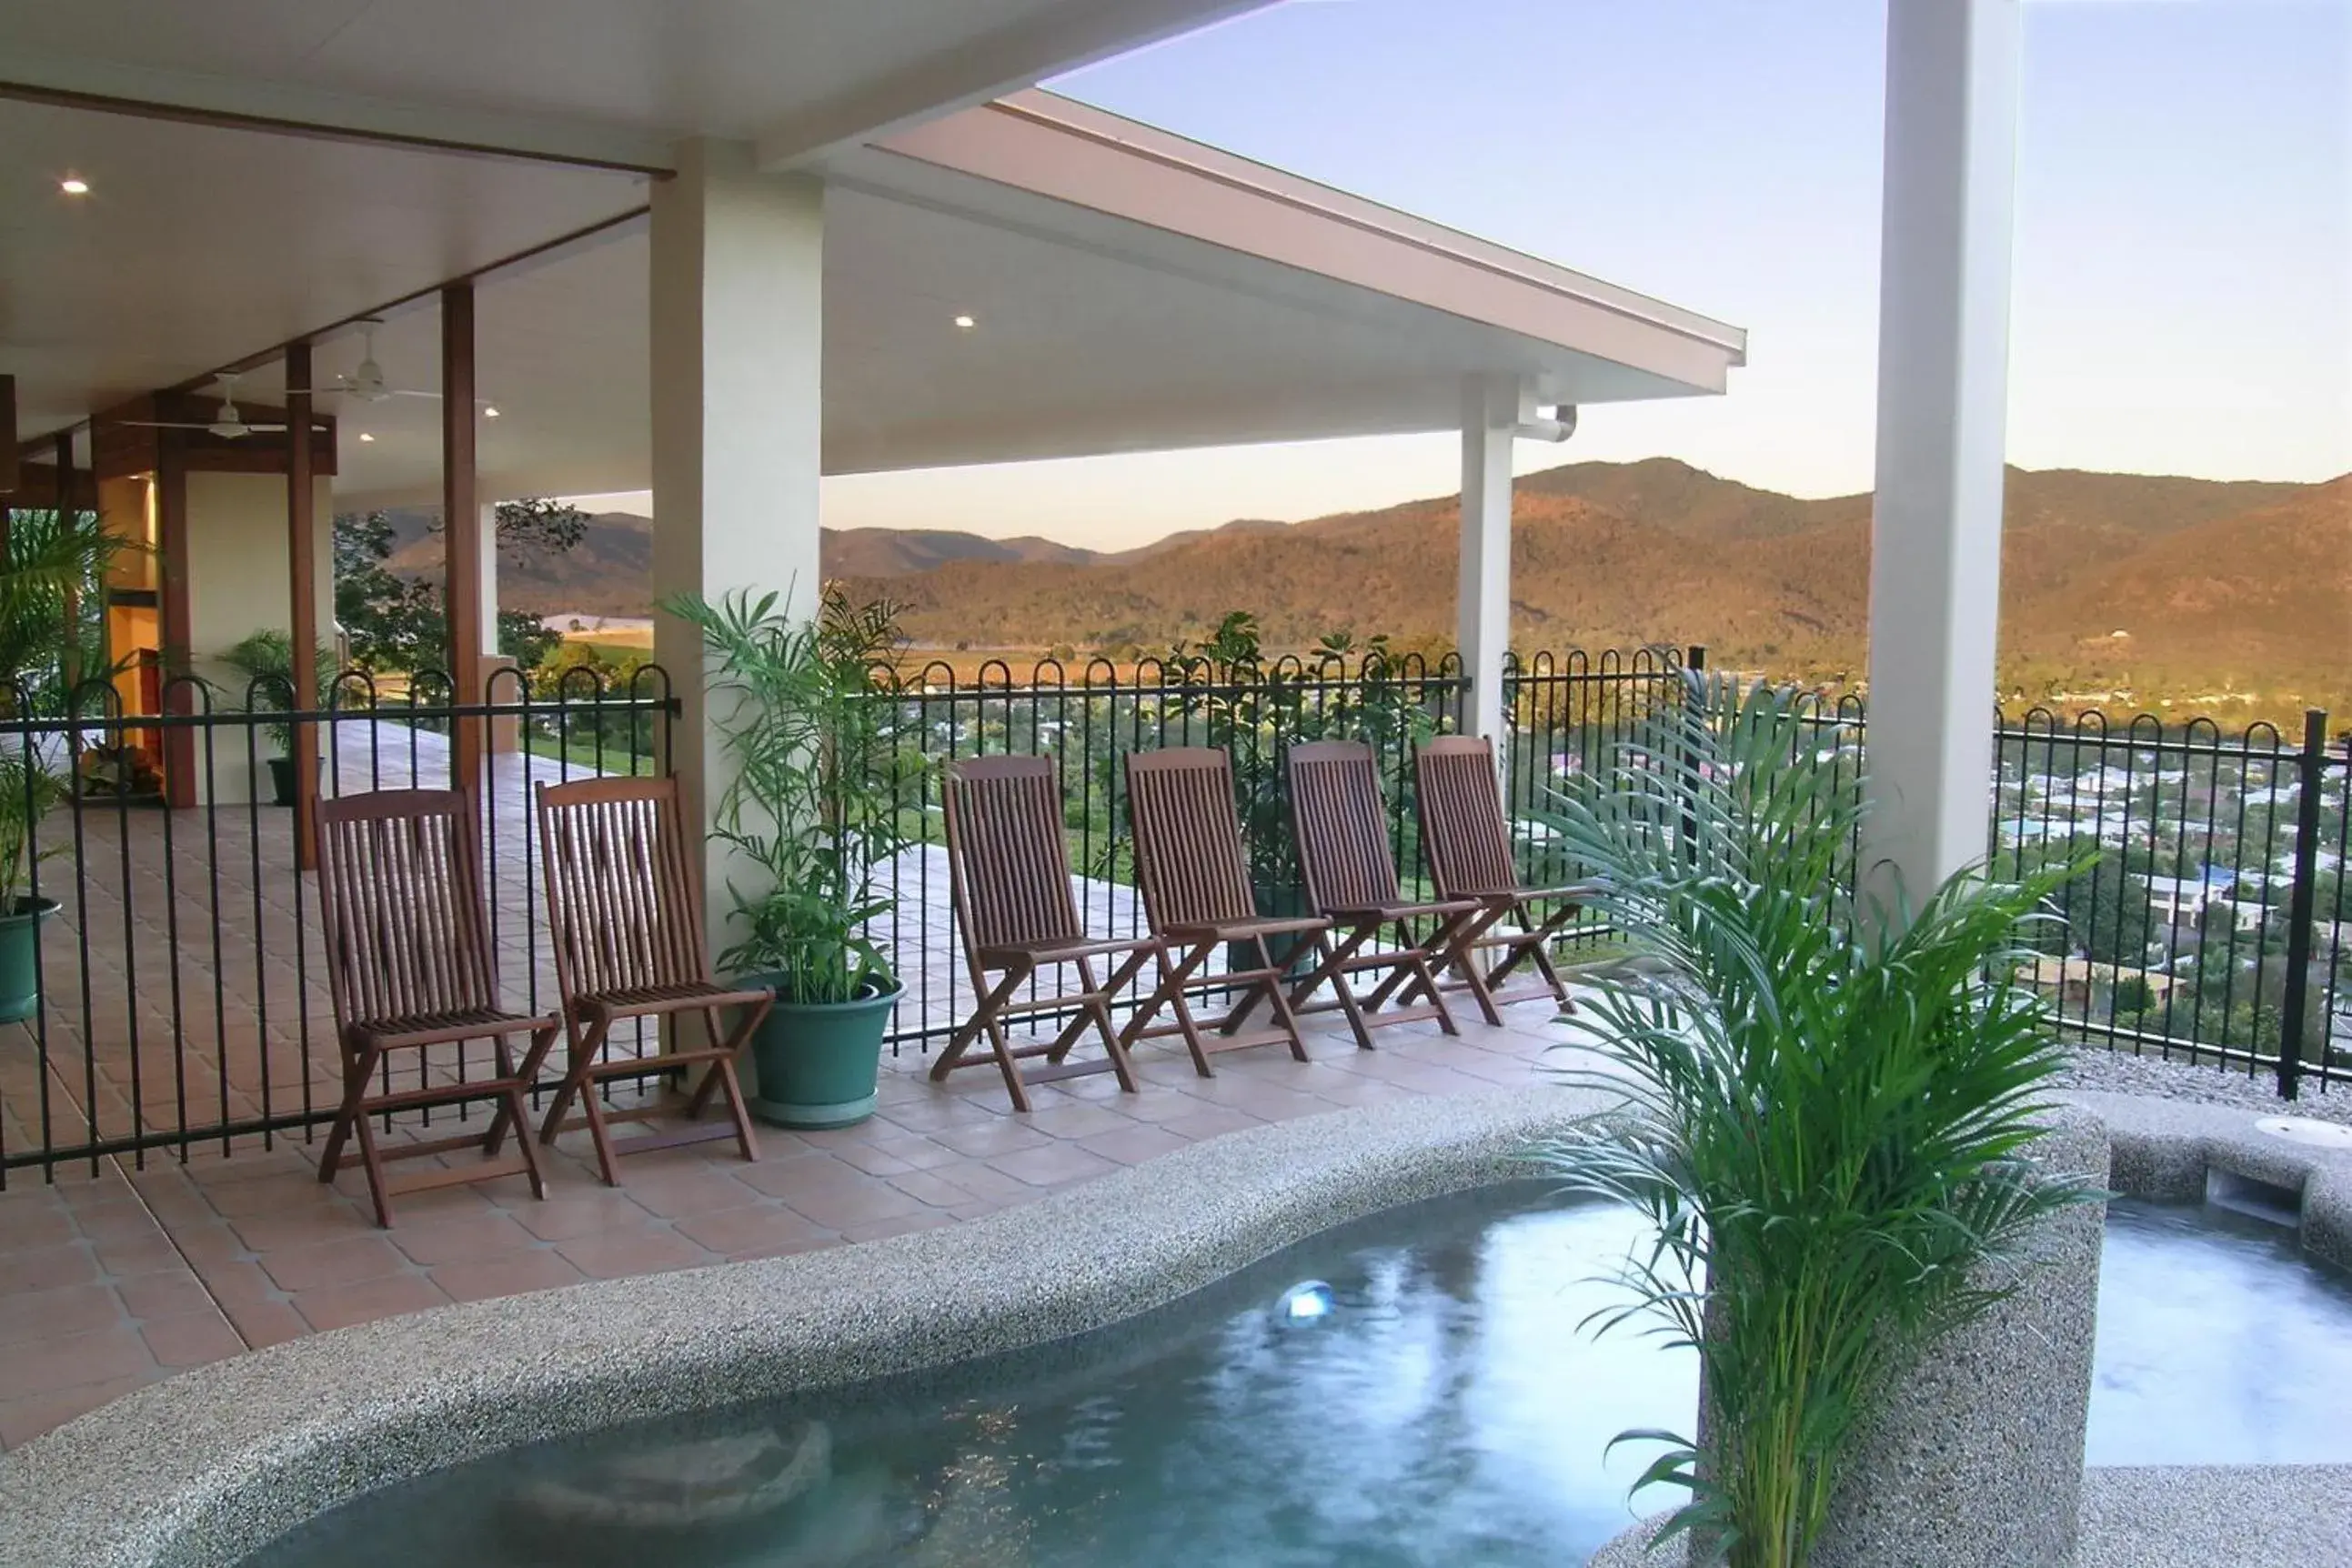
[1285,740,1475,1048]
[1414,735,1603,1024]
[534,777,769,1185]
[313,789,557,1228]
[935,756,1161,1111]
[1121,747,1332,1072]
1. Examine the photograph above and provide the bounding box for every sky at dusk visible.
[659,0,2352,550]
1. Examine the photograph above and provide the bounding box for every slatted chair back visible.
[536,776,712,1002]
[1416,736,1521,898]
[1124,747,1257,931]
[945,756,1085,955]
[1287,740,1402,915]
[315,789,499,1031]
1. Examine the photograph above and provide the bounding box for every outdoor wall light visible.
[357,432,376,443]
[485,407,501,418]
[952,313,976,330]
[58,176,90,196]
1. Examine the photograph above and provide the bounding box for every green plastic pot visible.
[0,897,61,1025]
[744,980,901,1130]
[266,756,298,808]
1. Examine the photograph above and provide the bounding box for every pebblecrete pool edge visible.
[3,1085,2349,1568]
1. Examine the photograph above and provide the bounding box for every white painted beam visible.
[0,49,674,174]
[649,140,825,949]
[757,0,1275,169]
[1861,0,2024,915]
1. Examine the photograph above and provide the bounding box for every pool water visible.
[241,1186,2352,1568]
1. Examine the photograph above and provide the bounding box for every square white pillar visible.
[1457,374,1522,743]
[477,502,501,658]
[1861,0,2023,915]
[650,140,825,946]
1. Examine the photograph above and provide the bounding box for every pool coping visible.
[0,1086,1630,1568]
[4,1083,2349,1568]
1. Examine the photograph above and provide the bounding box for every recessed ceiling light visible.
[357,432,376,443]
[58,176,90,196]
[952,313,976,330]
[484,406,500,418]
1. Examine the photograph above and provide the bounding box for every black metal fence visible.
[1987,706,2348,1098]
[1,666,674,1181]
[5,645,2344,1181]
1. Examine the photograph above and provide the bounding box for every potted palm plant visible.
[220,630,337,806]
[1539,674,2101,1568]
[662,586,913,1129]
[0,753,66,1024]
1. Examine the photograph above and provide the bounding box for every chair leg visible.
[349,1097,394,1229]
[501,1083,548,1201]
[1253,935,1312,1062]
[985,1013,1033,1113]
[711,1057,759,1162]
[317,1040,377,1183]
[1293,925,1377,1050]
[1127,943,1215,1077]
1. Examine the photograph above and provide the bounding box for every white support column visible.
[1456,374,1522,743]
[650,139,825,945]
[1860,0,2023,917]
[477,502,501,657]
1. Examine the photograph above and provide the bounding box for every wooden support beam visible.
[158,447,195,809]
[55,430,81,695]
[1,376,16,494]
[287,342,320,869]
[441,283,483,798]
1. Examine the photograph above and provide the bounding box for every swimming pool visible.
[237,1184,2352,1568]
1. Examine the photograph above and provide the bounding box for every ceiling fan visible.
[112,373,297,440]
[294,318,449,404]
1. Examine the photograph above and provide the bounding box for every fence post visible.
[1680,647,1707,869]
[2275,708,2327,1101]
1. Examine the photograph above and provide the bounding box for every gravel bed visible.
[2051,1045,2352,1127]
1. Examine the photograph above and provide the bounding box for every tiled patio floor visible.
[0,1003,1578,1452]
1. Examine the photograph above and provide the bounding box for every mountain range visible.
[373,458,2351,719]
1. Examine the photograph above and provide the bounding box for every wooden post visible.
[441,283,482,798]
[1,375,16,495]
[158,446,194,809]
[287,341,320,869]
[53,430,80,695]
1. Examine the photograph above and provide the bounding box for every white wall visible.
[183,470,335,806]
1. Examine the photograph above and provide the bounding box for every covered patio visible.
[5,0,2031,1483]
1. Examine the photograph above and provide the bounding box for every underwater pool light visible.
[1274,1281,1336,1323]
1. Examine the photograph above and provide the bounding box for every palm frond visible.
[1536,671,2100,1568]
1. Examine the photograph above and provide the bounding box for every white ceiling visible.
[0,0,1272,165]
[4,42,1743,507]
[1,97,648,439]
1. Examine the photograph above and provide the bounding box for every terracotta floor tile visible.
[984,1143,1122,1189]
[617,1170,765,1220]
[508,1191,655,1242]
[429,1251,587,1304]
[839,1211,955,1244]
[227,1206,374,1253]
[671,1204,833,1256]
[0,1282,125,1348]
[0,1199,75,1250]
[0,1372,153,1450]
[0,1241,99,1297]
[387,1211,537,1268]
[923,1118,1057,1160]
[6,1326,156,1398]
[259,1234,409,1292]
[185,1257,279,1305]
[1019,1102,1141,1142]
[782,1181,930,1232]
[291,1274,453,1332]
[1153,1105,1267,1142]
[114,1271,216,1322]
[552,1229,717,1282]
[732,1151,874,1200]
[879,1170,967,1209]
[139,1311,246,1368]
[220,1297,308,1350]
[87,1230,189,1278]
[1074,1124,1194,1167]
